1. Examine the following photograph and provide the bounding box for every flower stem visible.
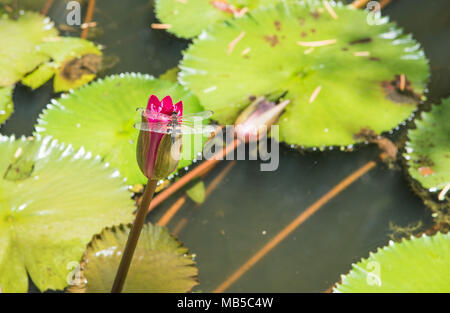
[111,179,158,293]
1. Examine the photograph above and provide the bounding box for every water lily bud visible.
[136,95,183,181]
[235,97,290,142]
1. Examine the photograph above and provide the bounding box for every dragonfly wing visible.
[177,110,214,122]
[134,121,170,134]
[179,124,216,135]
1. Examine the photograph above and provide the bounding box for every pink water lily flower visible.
[136,95,183,180]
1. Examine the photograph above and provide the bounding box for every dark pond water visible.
[2,0,449,292]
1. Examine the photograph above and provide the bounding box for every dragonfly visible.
[134,109,215,143]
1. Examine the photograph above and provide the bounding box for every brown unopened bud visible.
[235,97,290,142]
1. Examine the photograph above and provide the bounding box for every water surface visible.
[2,0,449,292]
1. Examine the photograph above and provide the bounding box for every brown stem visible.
[379,0,393,9]
[81,0,96,39]
[213,159,377,293]
[147,139,242,213]
[111,179,158,293]
[41,0,54,15]
[157,160,237,227]
[351,0,370,9]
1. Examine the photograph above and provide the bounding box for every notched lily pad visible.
[160,66,180,82]
[0,11,57,87]
[334,232,450,292]
[68,224,198,293]
[404,98,450,194]
[0,135,134,293]
[180,1,430,147]
[35,73,210,185]
[0,86,13,125]
[22,37,103,92]
[155,0,277,39]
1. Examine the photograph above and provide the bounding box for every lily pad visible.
[0,135,134,293]
[404,98,450,193]
[0,10,102,92]
[35,73,209,185]
[186,180,206,204]
[334,232,450,292]
[0,11,57,87]
[160,66,180,82]
[179,1,430,147]
[68,224,198,293]
[155,0,277,39]
[0,86,13,125]
[22,37,103,92]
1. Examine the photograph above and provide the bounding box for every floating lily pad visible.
[160,66,180,82]
[0,0,75,12]
[0,11,57,87]
[68,224,198,293]
[186,180,206,204]
[155,0,276,39]
[334,232,450,292]
[0,136,134,293]
[404,98,450,193]
[0,9,102,101]
[0,86,13,125]
[180,1,430,147]
[22,37,103,92]
[35,74,209,185]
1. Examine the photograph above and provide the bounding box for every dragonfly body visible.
[135,109,215,137]
[168,111,181,143]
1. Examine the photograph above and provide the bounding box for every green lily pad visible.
[68,224,198,293]
[179,1,430,147]
[0,11,57,87]
[404,98,450,193]
[22,37,103,92]
[0,10,102,92]
[186,180,206,204]
[0,86,13,125]
[155,0,277,39]
[0,0,76,12]
[334,232,450,292]
[159,66,180,82]
[35,73,210,185]
[0,135,134,293]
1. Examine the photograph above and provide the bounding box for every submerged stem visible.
[147,138,241,213]
[41,0,54,15]
[81,0,96,39]
[111,179,158,293]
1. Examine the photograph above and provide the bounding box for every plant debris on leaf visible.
[0,136,134,293]
[179,1,430,147]
[35,74,209,185]
[0,11,102,125]
[404,98,450,193]
[334,232,450,292]
[22,37,102,92]
[68,224,198,293]
[155,0,277,39]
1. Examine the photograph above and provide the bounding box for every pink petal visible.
[160,96,175,115]
[174,101,183,116]
[147,95,161,112]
